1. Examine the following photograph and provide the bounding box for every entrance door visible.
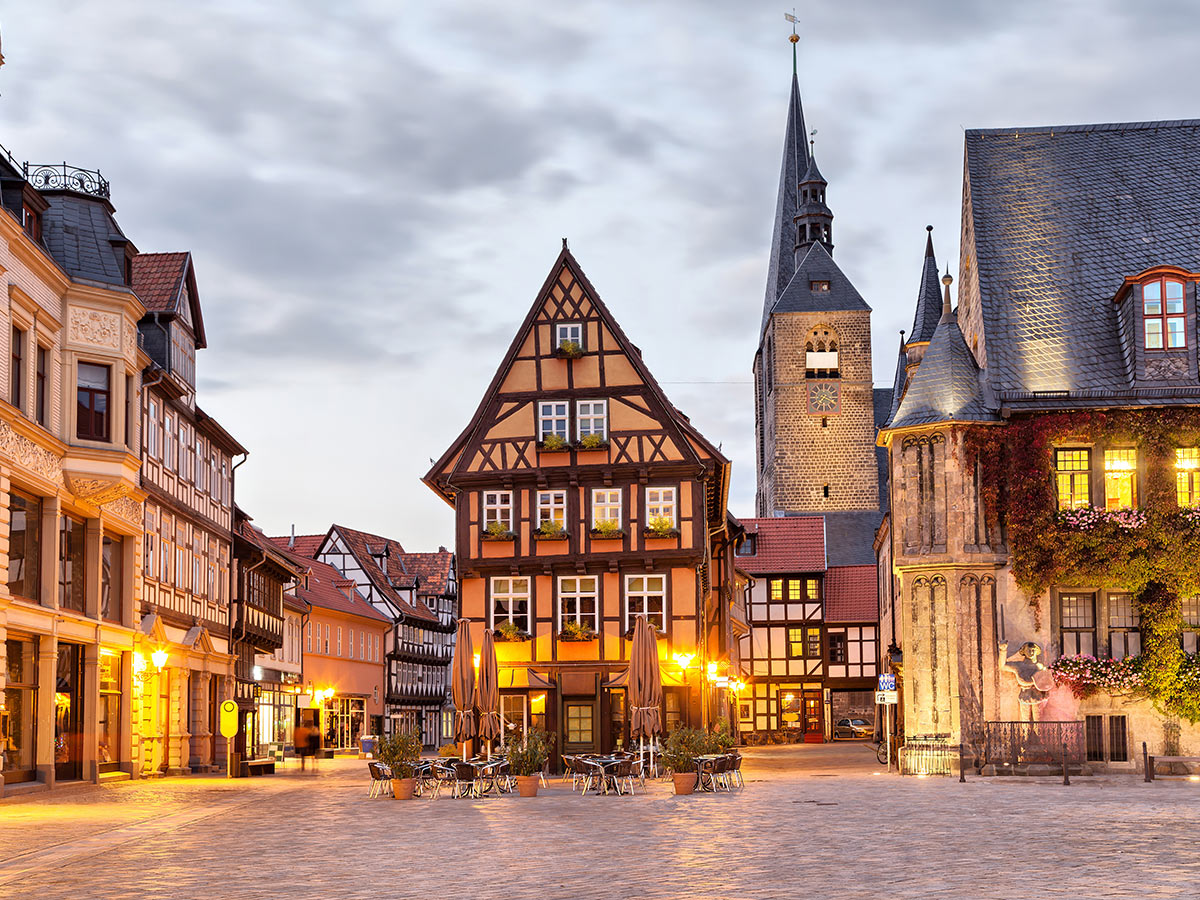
[562,700,598,754]
[500,693,527,742]
[802,690,824,742]
[54,643,83,781]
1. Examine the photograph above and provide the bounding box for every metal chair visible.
[611,758,636,796]
[452,762,482,799]
[697,757,719,792]
[367,761,392,798]
[713,755,731,791]
[427,762,456,800]
[727,753,744,788]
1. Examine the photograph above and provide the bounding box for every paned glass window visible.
[58,514,86,613]
[828,632,847,664]
[787,626,822,658]
[8,489,40,601]
[483,491,512,531]
[1104,448,1138,511]
[537,490,566,528]
[490,577,530,633]
[645,487,677,527]
[555,322,583,350]
[77,362,111,441]
[591,488,622,529]
[559,576,598,631]
[1108,592,1141,659]
[101,535,122,623]
[538,401,570,442]
[35,346,47,426]
[566,703,593,743]
[1055,448,1091,510]
[1143,278,1186,349]
[1060,592,1096,656]
[576,400,607,441]
[1177,448,1200,508]
[625,574,666,632]
[11,326,23,410]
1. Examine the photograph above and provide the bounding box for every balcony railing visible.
[26,161,110,199]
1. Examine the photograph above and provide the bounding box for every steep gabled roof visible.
[736,517,825,574]
[132,251,207,348]
[294,556,390,624]
[330,524,439,624]
[908,227,943,345]
[761,73,810,335]
[398,550,454,598]
[770,242,870,316]
[268,532,329,560]
[235,514,306,580]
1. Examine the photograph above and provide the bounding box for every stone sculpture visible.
[998,641,1054,716]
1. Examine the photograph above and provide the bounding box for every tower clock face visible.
[807,381,840,415]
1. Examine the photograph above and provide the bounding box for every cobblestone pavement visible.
[2,743,1199,900]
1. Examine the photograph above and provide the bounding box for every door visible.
[500,693,527,742]
[562,700,598,754]
[54,643,83,781]
[803,690,824,742]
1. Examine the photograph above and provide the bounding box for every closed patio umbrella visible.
[628,615,664,774]
[476,627,501,758]
[451,618,476,758]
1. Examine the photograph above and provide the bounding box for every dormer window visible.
[1143,277,1186,349]
[810,281,830,292]
[20,203,41,242]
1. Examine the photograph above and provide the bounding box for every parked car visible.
[834,718,873,739]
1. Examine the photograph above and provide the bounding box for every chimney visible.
[289,524,295,549]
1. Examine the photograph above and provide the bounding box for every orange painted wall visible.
[303,608,388,719]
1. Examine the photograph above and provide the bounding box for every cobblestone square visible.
[2,745,1198,900]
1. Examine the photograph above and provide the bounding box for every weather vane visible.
[785,10,799,73]
[810,129,817,155]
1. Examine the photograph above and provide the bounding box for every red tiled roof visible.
[736,517,826,574]
[237,519,306,577]
[331,525,439,623]
[397,550,454,597]
[267,532,327,560]
[295,557,390,624]
[824,565,878,622]
[131,252,189,313]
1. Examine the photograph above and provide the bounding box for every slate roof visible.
[909,228,943,345]
[770,242,870,316]
[41,193,131,288]
[824,565,877,622]
[132,252,188,312]
[761,72,810,335]
[889,306,997,430]
[737,517,825,574]
[872,387,892,512]
[808,511,883,568]
[887,334,909,423]
[964,119,1200,396]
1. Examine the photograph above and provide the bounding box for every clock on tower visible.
[807,381,840,415]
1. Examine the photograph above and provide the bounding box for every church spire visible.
[907,225,943,346]
[793,144,833,260]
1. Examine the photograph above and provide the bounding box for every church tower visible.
[754,44,880,517]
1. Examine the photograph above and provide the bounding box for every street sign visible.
[875,690,898,705]
[877,673,896,691]
[219,699,239,738]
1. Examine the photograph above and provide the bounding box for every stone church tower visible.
[754,65,881,517]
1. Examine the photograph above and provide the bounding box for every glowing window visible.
[1177,448,1200,508]
[1054,448,1091,510]
[1103,448,1137,511]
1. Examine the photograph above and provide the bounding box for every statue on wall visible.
[998,641,1054,718]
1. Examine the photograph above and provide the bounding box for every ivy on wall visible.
[964,409,1200,720]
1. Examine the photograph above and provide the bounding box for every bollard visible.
[1143,741,1152,783]
[1061,742,1070,786]
[959,742,966,783]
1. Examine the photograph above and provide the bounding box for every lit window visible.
[1103,448,1137,510]
[645,487,677,526]
[1177,448,1200,508]
[559,576,598,631]
[810,281,830,292]
[483,491,512,531]
[591,488,621,529]
[1060,593,1096,655]
[1143,278,1186,350]
[490,577,530,633]
[769,579,783,602]
[1055,448,1091,510]
[77,362,111,442]
[538,401,570,443]
[537,490,566,528]
[576,400,607,442]
[625,574,666,632]
[787,626,821,658]
[555,322,583,351]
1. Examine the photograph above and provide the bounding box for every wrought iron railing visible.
[899,734,956,776]
[983,720,1084,769]
[26,161,110,199]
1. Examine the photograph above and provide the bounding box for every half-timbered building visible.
[425,244,740,759]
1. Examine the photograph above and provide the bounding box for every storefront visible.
[97,649,123,774]
[256,684,298,753]
[54,642,83,781]
[2,634,38,784]
[323,695,367,750]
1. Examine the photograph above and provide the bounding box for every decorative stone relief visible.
[1144,356,1190,381]
[103,494,143,524]
[0,421,63,485]
[998,640,1053,714]
[68,308,121,349]
[63,472,132,505]
[123,323,137,359]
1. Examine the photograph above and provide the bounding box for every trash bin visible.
[360,736,377,758]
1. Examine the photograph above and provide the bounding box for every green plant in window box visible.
[494,620,530,642]
[535,520,567,540]
[590,519,623,539]
[559,619,597,641]
[645,515,678,538]
[577,432,607,450]
[539,433,569,452]
[482,520,514,542]
[557,339,584,358]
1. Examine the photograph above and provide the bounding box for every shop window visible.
[1177,448,1200,508]
[1055,448,1091,510]
[97,650,122,772]
[8,489,41,601]
[500,694,527,740]
[58,514,86,614]
[101,535,123,623]
[76,362,111,442]
[2,635,39,783]
[664,691,683,732]
[1103,448,1138,510]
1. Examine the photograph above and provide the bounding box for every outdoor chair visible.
[494,760,515,794]
[727,753,744,789]
[712,755,731,791]
[427,762,457,800]
[367,761,392,799]
[452,762,483,799]
[611,758,636,796]
[572,757,599,794]
[697,757,719,792]
[566,756,589,792]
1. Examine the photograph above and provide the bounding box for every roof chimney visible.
[289,524,295,549]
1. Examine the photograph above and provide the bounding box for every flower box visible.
[643,528,681,539]
[493,628,532,643]
[623,625,665,640]
[554,341,585,359]
[575,437,609,452]
[532,529,569,541]
[589,528,625,540]
[537,438,571,453]
[558,627,598,642]
[481,530,516,542]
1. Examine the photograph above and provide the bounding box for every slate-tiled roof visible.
[132,252,188,312]
[824,565,877,622]
[887,334,909,423]
[770,242,870,317]
[964,120,1200,396]
[816,511,883,568]
[331,525,439,623]
[294,556,390,624]
[889,307,997,430]
[909,227,943,345]
[872,387,892,512]
[737,517,825,574]
[761,73,809,335]
[41,194,131,287]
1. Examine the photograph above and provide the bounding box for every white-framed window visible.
[195,438,205,488]
[538,490,566,528]
[148,400,160,457]
[625,574,666,632]
[306,622,313,653]
[577,400,607,441]
[555,322,583,349]
[490,576,530,633]
[592,488,622,529]
[337,626,343,657]
[164,413,176,471]
[360,633,365,659]
[559,575,598,631]
[348,628,355,659]
[645,487,677,526]
[538,401,570,442]
[483,491,512,531]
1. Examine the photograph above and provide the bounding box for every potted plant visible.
[377,730,422,799]
[494,620,530,642]
[539,433,570,452]
[482,520,515,542]
[662,727,703,795]
[559,619,597,642]
[577,432,607,450]
[590,519,623,540]
[437,743,460,759]
[644,516,678,538]
[535,520,568,540]
[556,338,584,358]
[504,729,551,797]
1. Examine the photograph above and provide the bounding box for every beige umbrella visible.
[451,618,476,758]
[629,615,664,773]
[476,627,502,758]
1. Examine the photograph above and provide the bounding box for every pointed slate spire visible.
[887,330,909,424]
[761,70,810,335]
[794,149,833,260]
[907,225,943,346]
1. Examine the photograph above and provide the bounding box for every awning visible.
[497,667,555,690]
[603,667,689,689]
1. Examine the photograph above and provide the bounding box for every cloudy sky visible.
[3,1,1196,548]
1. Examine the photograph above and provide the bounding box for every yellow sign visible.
[219,700,239,738]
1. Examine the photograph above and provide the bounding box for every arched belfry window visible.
[805,325,839,378]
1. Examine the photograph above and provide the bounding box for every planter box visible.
[643,528,681,539]
[589,529,625,541]
[537,441,571,453]
[493,630,532,643]
[532,530,569,541]
[481,531,516,542]
[554,345,585,359]
[574,440,609,452]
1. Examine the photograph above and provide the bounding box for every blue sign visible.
[877,673,896,691]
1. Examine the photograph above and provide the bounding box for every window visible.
[58,514,86,614]
[21,202,41,242]
[337,626,342,657]
[1108,592,1140,659]
[565,703,593,744]
[306,622,312,653]
[148,400,159,458]
[1060,592,1096,655]
[348,628,354,659]
[324,624,329,654]
[576,400,607,441]
[625,574,666,632]
[360,633,365,659]
[538,401,570,443]
[1055,448,1091,510]
[1104,448,1137,510]
[1177,448,1200,508]
[35,346,47,426]
[559,576,598,631]
[8,489,41,601]
[788,626,821,658]
[76,363,111,441]
[1086,714,1129,763]
[194,438,205,487]
[591,488,622,530]
[828,632,847,663]
[810,281,830,292]
[10,326,22,410]
[164,413,176,469]
[1143,278,1186,349]
[555,322,583,350]
[101,535,122,623]
[736,535,756,557]
[491,577,530,632]
[483,491,512,531]
[537,490,566,529]
[1183,596,1200,653]
[645,487,677,527]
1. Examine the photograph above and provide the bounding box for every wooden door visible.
[562,699,598,754]
[803,690,824,742]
